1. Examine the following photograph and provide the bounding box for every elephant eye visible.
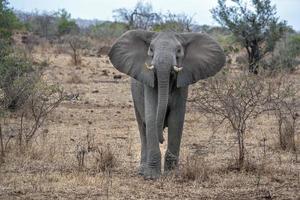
[176,48,183,59]
[148,46,154,57]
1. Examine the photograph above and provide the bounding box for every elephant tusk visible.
[173,66,183,72]
[145,63,154,70]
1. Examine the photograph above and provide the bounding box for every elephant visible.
[108,30,225,179]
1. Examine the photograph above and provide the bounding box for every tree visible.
[0,0,21,40]
[113,1,161,30]
[64,35,89,65]
[89,21,126,39]
[33,11,56,38]
[157,12,194,32]
[211,0,288,73]
[56,9,78,36]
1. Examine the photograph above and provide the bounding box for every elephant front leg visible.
[134,108,147,175]
[144,86,161,180]
[144,120,161,180]
[164,111,184,172]
[164,88,188,172]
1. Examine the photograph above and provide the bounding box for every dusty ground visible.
[0,48,299,200]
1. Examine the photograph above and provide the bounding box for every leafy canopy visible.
[0,0,21,39]
[211,0,289,72]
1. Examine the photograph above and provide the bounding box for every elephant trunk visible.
[156,68,170,144]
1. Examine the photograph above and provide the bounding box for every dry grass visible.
[176,154,210,183]
[0,45,299,199]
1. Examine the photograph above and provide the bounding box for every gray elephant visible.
[108,30,225,179]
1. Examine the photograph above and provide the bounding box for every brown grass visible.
[0,45,299,199]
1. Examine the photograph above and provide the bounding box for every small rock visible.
[113,75,122,79]
[102,70,109,76]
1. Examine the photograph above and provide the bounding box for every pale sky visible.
[9,0,300,30]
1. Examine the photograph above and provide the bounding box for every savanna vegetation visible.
[0,0,299,199]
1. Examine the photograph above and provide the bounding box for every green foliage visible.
[0,39,11,58]
[211,0,289,72]
[56,9,79,36]
[0,43,36,110]
[265,34,300,71]
[153,13,194,32]
[214,33,239,55]
[153,21,185,32]
[0,0,21,39]
[89,22,126,38]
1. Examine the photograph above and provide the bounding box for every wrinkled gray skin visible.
[109,30,225,179]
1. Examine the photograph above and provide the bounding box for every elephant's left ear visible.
[176,33,226,87]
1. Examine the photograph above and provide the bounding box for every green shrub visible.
[0,0,22,40]
[264,34,300,71]
[57,9,79,36]
[89,22,127,39]
[0,43,37,110]
[214,34,239,55]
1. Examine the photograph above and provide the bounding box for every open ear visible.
[176,33,226,87]
[108,30,156,87]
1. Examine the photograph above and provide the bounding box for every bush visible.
[0,48,36,110]
[192,71,298,168]
[63,35,90,65]
[264,34,300,72]
[0,0,22,40]
[269,75,298,151]
[89,22,126,39]
[57,9,79,36]
[177,154,209,182]
[193,72,270,169]
[0,42,63,162]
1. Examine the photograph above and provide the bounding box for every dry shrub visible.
[192,72,271,169]
[53,43,69,55]
[93,145,116,173]
[75,143,86,171]
[1,84,64,153]
[176,154,209,182]
[73,132,117,173]
[278,117,296,151]
[63,35,90,66]
[192,71,298,169]
[269,75,298,151]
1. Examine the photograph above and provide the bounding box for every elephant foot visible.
[143,166,161,180]
[138,164,146,175]
[164,150,178,172]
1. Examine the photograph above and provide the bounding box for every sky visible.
[8,0,300,31]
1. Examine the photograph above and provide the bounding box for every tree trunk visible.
[237,129,245,169]
[248,41,260,74]
[0,124,4,163]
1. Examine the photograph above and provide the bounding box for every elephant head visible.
[109,30,225,143]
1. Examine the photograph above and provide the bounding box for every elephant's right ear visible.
[108,30,156,87]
